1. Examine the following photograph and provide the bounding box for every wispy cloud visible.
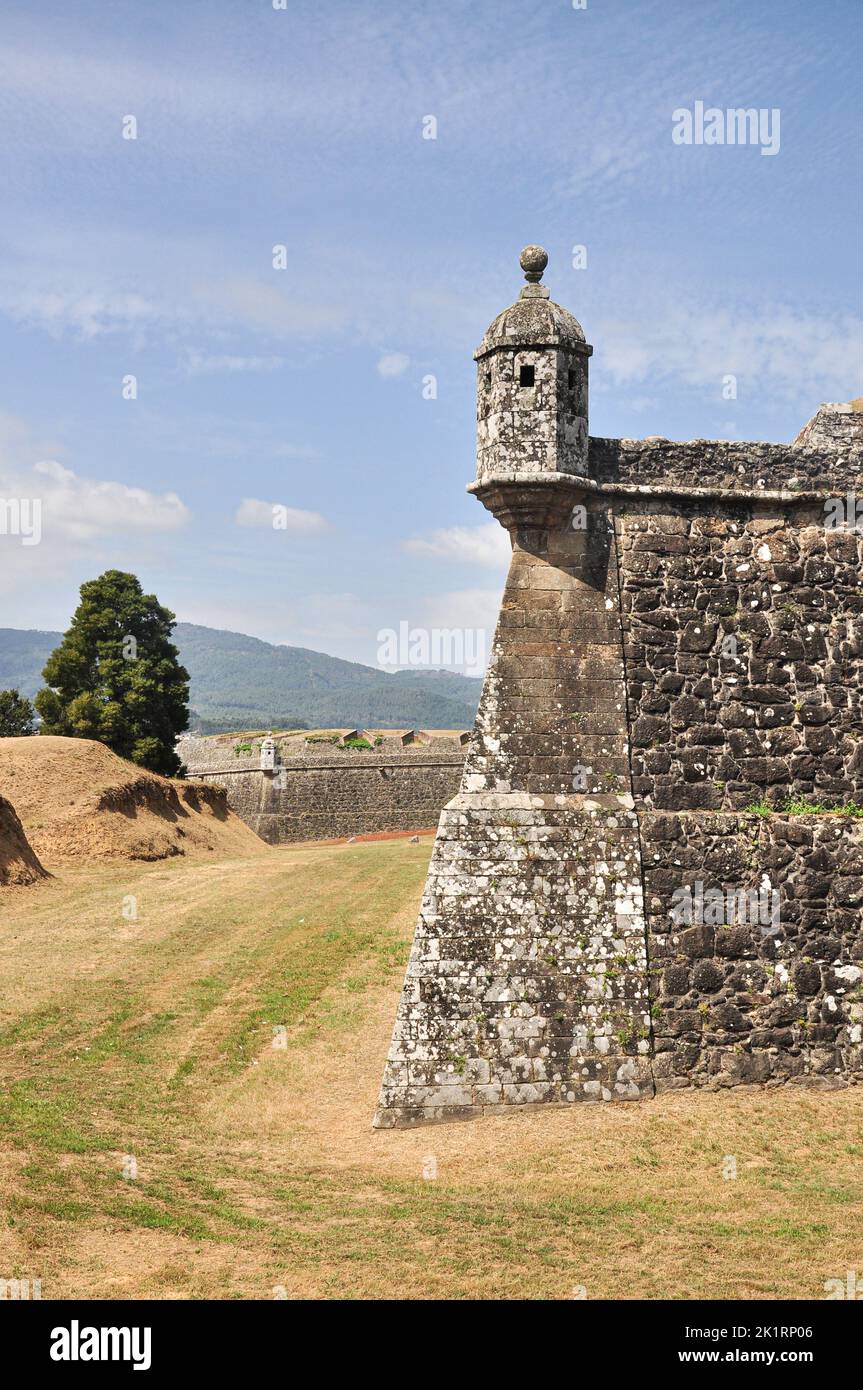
[177,590,374,654]
[0,250,352,345]
[135,410,319,462]
[415,587,504,645]
[234,498,328,533]
[403,523,510,569]
[0,213,490,356]
[183,350,285,376]
[596,295,863,404]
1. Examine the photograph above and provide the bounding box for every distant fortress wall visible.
[180,731,468,843]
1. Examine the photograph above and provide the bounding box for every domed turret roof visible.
[480,296,587,350]
[475,246,587,356]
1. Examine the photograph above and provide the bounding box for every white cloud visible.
[1,457,189,542]
[234,498,328,533]
[403,523,510,569]
[0,427,192,611]
[376,352,410,378]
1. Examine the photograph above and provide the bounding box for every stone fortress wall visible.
[602,430,863,1094]
[181,731,468,843]
[374,245,863,1128]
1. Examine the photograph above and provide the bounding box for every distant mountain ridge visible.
[0,624,483,733]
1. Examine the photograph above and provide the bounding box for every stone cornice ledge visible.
[468,471,836,505]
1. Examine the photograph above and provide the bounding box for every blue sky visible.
[1,0,861,667]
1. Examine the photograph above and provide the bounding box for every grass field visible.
[1,836,861,1301]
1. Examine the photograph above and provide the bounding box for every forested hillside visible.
[0,625,483,732]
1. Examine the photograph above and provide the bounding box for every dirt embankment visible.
[0,792,49,886]
[0,736,269,868]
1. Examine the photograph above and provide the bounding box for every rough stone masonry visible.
[374,246,863,1127]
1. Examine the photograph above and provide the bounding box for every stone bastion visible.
[374,245,863,1128]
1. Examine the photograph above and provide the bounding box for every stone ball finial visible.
[519,245,548,284]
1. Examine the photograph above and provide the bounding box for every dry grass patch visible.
[1,834,861,1300]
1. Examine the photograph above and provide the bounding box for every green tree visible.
[35,570,189,775]
[0,688,36,736]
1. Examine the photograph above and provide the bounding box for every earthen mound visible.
[0,736,269,865]
[0,792,50,886]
